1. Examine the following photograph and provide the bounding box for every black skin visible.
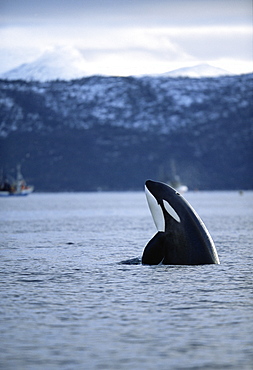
[142,232,166,264]
[141,180,219,265]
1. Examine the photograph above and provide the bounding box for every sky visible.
[0,0,252,76]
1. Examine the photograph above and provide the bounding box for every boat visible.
[0,165,34,196]
[169,174,188,194]
[168,160,188,193]
[159,160,188,194]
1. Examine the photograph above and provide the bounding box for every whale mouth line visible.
[143,180,220,265]
[145,185,181,230]
[145,185,165,232]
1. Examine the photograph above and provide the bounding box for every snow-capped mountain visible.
[0,46,90,82]
[0,73,252,190]
[1,48,234,81]
[163,63,232,78]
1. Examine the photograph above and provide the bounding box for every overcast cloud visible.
[0,0,252,75]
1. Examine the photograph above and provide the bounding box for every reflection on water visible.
[0,191,252,369]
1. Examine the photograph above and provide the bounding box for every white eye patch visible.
[163,200,181,223]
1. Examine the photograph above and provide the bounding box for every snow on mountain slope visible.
[0,73,251,191]
[0,46,90,82]
[163,63,232,78]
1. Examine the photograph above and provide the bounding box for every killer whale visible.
[142,180,220,265]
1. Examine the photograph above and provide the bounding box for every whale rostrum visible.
[142,180,220,265]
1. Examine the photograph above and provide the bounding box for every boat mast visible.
[16,164,23,193]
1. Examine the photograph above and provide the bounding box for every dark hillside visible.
[0,74,252,191]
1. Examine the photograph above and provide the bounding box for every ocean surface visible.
[0,190,252,370]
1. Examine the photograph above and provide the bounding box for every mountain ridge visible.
[162,63,232,78]
[0,46,90,82]
[1,46,235,81]
[0,73,252,190]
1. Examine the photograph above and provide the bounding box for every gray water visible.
[0,191,252,370]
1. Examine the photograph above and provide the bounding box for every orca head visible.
[145,180,181,232]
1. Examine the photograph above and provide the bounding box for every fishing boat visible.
[168,160,188,193]
[159,160,188,194]
[169,175,188,194]
[0,165,34,196]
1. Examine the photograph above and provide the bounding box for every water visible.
[0,191,252,370]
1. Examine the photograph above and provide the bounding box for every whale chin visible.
[142,180,220,265]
